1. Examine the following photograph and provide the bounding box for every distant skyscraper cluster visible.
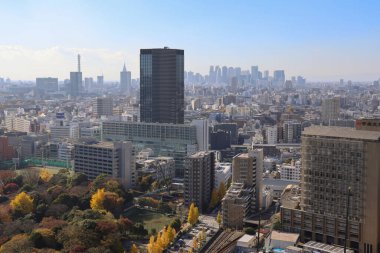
[185,64,307,89]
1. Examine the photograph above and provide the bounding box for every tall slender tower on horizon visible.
[140,47,184,124]
[77,54,81,72]
[120,62,131,94]
[68,54,82,97]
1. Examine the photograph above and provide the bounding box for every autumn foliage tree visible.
[90,188,124,217]
[3,182,19,194]
[218,182,226,200]
[208,182,227,210]
[209,188,219,209]
[39,169,53,182]
[187,203,199,225]
[10,191,34,216]
[216,211,222,227]
[130,243,139,253]
[147,225,177,253]
[90,188,106,210]
[192,236,198,251]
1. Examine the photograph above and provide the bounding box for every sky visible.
[0,0,379,81]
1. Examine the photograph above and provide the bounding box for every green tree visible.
[171,218,181,232]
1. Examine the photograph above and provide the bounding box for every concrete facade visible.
[281,126,380,253]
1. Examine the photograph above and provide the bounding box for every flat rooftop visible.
[188,151,212,158]
[271,231,299,243]
[303,126,380,141]
[304,241,354,253]
[77,141,115,148]
[237,234,255,243]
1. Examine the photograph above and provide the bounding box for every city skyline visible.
[1,0,380,81]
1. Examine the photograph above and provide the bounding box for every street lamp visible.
[344,187,352,253]
[257,207,262,253]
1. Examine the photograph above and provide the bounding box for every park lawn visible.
[125,207,177,234]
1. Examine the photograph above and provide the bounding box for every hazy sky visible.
[0,0,379,81]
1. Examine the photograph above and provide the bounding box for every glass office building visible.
[102,121,197,177]
[140,47,184,124]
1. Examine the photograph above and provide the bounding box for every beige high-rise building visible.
[232,149,263,210]
[321,97,340,121]
[184,151,215,213]
[222,150,263,229]
[222,183,254,229]
[281,126,380,253]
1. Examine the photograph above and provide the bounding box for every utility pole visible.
[344,187,352,253]
[257,208,262,253]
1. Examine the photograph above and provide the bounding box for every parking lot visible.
[168,215,220,252]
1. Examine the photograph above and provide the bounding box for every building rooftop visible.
[188,151,212,158]
[263,178,299,188]
[77,141,115,148]
[303,241,354,253]
[237,234,255,244]
[303,126,380,141]
[270,231,299,243]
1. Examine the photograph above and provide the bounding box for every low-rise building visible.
[279,160,301,181]
[269,231,299,250]
[235,234,256,253]
[136,156,175,185]
[50,124,79,140]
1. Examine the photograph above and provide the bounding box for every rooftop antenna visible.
[77,54,81,72]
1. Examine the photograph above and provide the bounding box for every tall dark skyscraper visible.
[68,54,82,98]
[140,47,184,124]
[120,63,131,94]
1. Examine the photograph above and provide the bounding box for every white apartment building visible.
[215,163,232,188]
[279,160,301,181]
[265,125,278,144]
[50,124,79,140]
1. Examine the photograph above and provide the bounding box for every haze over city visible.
[1,0,380,81]
[1,1,380,253]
